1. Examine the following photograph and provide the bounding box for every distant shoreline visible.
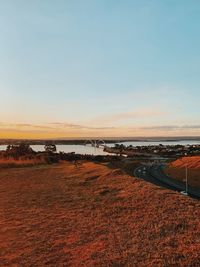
[0,136,200,145]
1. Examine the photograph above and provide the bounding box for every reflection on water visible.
[0,140,199,155]
[0,144,111,156]
[31,145,111,156]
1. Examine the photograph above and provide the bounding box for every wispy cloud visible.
[91,108,168,125]
[141,125,200,131]
[0,121,199,139]
[47,122,116,130]
[0,122,116,135]
[107,109,165,121]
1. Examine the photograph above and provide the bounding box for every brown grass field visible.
[166,156,200,188]
[1,161,200,266]
[0,158,47,168]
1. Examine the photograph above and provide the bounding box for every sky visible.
[0,0,199,139]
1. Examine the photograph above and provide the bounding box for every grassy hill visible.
[165,156,200,188]
[1,161,200,266]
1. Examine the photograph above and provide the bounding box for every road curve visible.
[134,165,200,199]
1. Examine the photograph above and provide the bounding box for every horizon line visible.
[0,136,200,141]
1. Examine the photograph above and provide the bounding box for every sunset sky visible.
[0,0,199,138]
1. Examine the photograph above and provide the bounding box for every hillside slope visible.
[170,156,200,169]
[1,161,200,266]
[166,156,200,188]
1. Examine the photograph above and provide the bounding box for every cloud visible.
[141,125,200,131]
[47,122,116,130]
[0,122,116,134]
[109,110,165,120]
[0,121,199,139]
[92,108,167,125]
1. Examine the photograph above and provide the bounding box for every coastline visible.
[0,136,200,146]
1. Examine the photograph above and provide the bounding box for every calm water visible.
[118,140,200,147]
[0,144,111,156]
[0,140,199,155]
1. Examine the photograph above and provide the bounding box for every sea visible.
[0,139,200,155]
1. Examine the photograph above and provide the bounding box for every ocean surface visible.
[0,140,200,155]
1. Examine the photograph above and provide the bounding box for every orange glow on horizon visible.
[0,128,199,140]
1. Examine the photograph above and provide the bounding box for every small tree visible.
[44,144,57,153]
[5,143,33,159]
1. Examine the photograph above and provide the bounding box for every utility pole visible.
[181,160,188,196]
[185,164,188,195]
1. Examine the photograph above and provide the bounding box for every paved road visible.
[134,165,200,199]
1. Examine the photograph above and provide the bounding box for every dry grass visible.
[170,156,200,169]
[0,158,47,168]
[165,156,200,188]
[1,161,200,266]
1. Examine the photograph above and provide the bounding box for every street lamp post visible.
[181,161,188,196]
[185,164,188,195]
[185,165,188,193]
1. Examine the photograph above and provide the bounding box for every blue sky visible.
[0,0,199,138]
